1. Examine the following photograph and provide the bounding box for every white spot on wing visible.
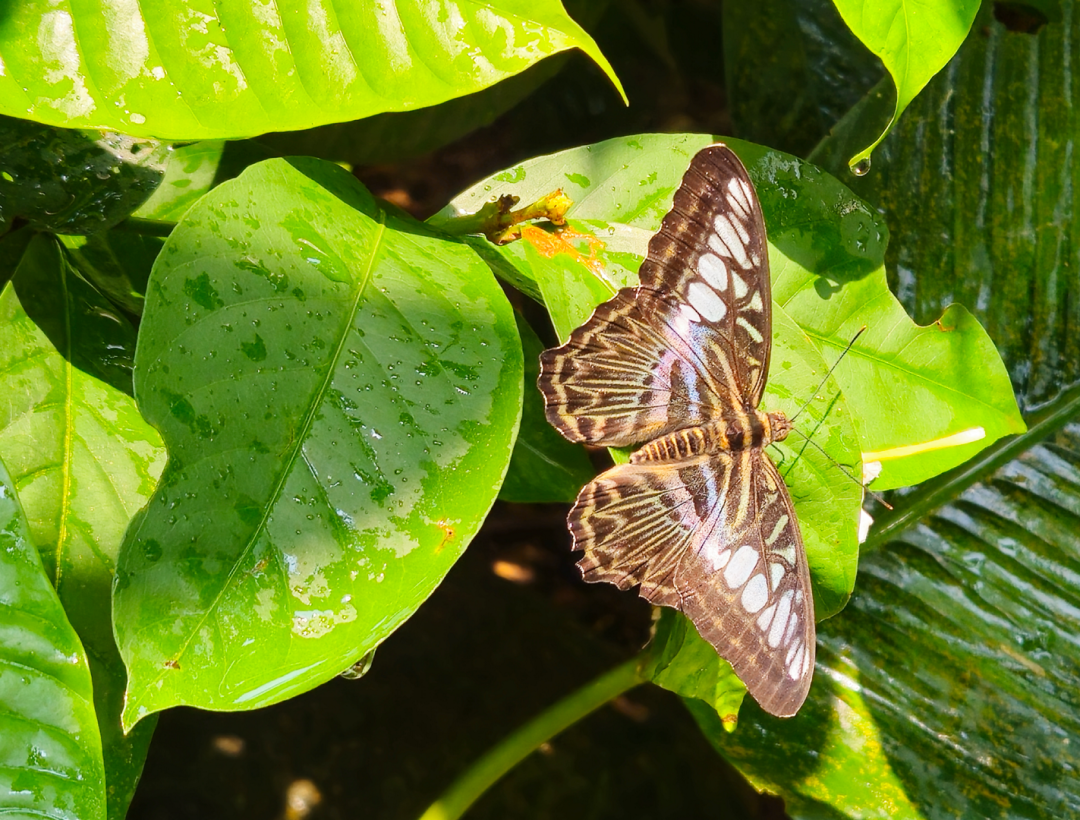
[769,562,785,589]
[737,317,764,343]
[741,574,768,613]
[859,509,873,543]
[776,544,796,563]
[783,610,799,644]
[698,253,729,292]
[728,177,751,212]
[756,602,777,631]
[680,303,701,323]
[714,214,741,256]
[687,282,727,322]
[765,514,789,546]
[767,590,793,648]
[723,545,758,589]
[730,271,749,299]
[788,644,805,680]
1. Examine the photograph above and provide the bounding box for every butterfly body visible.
[629,410,791,464]
[539,144,816,717]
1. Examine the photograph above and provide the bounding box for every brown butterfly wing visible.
[569,450,814,717]
[539,144,772,447]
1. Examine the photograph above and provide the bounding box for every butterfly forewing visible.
[638,144,772,407]
[540,143,817,717]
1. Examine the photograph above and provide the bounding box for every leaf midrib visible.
[141,210,390,690]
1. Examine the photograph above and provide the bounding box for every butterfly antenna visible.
[786,428,893,510]
[789,326,867,425]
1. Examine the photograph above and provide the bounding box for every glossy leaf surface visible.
[693,416,1080,819]
[0,115,167,235]
[115,158,522,725]
[0,458,105,820]
[0,0,623,140]
[0,235,165,817]
[443,134,1023,490]
[813,2,1080,412]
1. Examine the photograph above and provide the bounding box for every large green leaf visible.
[831,0,980,170]
[0,235,165,818]
[812,1,1080,412]
[114,158,522,725]
[0,457,106,820]
[692,412,1080,819]
[441,134,1022,490]
[0,0,623,140]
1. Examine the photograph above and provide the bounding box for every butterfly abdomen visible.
[630,409,791,463]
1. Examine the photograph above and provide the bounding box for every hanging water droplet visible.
[850,156,872,177]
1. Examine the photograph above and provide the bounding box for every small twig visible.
[434,189,572,245]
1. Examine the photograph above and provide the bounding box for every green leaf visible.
[0,1,624,140]
[115,158,522,726]
[58,232,161,318]
[259,0,614,166]
[499,313,594,504]
[0,115,168,235]
[444,134,1023,489]
[811,3,1080,412]
[0,235,165,819]
[691,412,1080,819]
[0,457,106,820]
[830,0,980,171]
[134,140,275,223]
[722,0,885,157]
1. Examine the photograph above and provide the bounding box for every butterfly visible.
[538,143,815,717]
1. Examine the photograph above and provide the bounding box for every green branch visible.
[418,655,646,820]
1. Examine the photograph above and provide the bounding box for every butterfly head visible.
[767,411,792,444]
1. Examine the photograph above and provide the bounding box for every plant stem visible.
[418,655,646,820]
[112,216,175,237]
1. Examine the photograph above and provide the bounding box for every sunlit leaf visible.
[0,458,106,820]
[0,235,163,818]
[115,158,522,726]
[831,0,980,170]
[0,0,624,140]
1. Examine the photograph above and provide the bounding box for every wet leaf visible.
[811,2,1080,412]
[0,0,624,140]
[0,116,168,235]
[0,235,165,818]
[0,458,106,820]
[115,158,522,726]
[59,231,162,318]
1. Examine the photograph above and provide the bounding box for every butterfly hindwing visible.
[569,448,814,717]
[540,289,733,447]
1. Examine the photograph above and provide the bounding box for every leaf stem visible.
[112,217,175,237]
[418,655,646,820]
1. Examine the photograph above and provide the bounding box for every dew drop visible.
[850,156,872,177]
